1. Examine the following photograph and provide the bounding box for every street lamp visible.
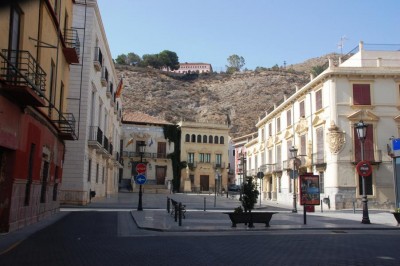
[137,143,146,211]
[289,145,298,213]
[214,169,219,207]
[355,120,371,224]
[238,152,246,201]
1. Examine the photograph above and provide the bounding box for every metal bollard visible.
[167,197,170,213]
[204,197,206,211]
[178,202,182,226]
[321,200,323,213]
[174,203,178,222]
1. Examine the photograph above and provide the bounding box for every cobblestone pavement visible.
[0,192,399,265]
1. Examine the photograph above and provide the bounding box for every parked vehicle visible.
[228,184,241,192]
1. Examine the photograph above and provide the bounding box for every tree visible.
[142,54,162,69]
[159,50,180,71]
[115,54,128,65]
[226,54,245,73]
[311,65,325,77]
[127,52,141,66]
[240,176,259,212]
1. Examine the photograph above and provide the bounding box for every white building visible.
[121,112,174,192]
[61,0,123,204]
[252,42,400,210]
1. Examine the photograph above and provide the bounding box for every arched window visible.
[209,135,213,144]
[191,134,196,142]
[220,136,224,144]
[214,136,219,144]
[185,134,190,142]
[203,135,207,143]
[197,134,202,143]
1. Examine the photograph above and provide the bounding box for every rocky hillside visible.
[117,54,338,138]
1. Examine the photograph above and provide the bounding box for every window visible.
[24,143,35,206]
[49,61,56,116]
[268,149,273,164]
[90,90,95,126]
[8,4,21,70]
[187,153,194,163]
[216,154,222,165]
[319,172,324,193]
[102,167,105,184]
[220,136,224,144]
[287,110,291,127]
[354,124,374,162]
[214,136,219,144]
[299,101,305,118]
[197,135,202,143]
[40,156,50,203]
[353,84,371,105]
[157,142,166,158]
[276,117,281,132]
[209,135,213,143]
[87,159,92,182]
[359,175,373,195]
[300,135,306,159]
[278,177,281,193]
[276,145,281,170]
[268,123,272,136]
[191,134,196,142]
[316,127,324,163]
[199,153,205,163]
[205,153,211,163]
[53,166,59,201]
[315,89,322,110]
[185,134,190,142]
[136,141,146,152]
[96,163,99,183]
[203,135,207,143]
[261,128,265,141]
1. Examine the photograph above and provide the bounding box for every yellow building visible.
[0,0,79,232]
[178,121,229,193]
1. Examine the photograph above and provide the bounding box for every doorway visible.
[200,175,209,191]
[156,166,166,185]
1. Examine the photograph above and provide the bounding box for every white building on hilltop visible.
[251,42,400,210]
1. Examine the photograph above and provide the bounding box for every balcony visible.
[106,82,112,99]
[259,163,274,174]
[312,152,326,166]
[53,112,77,140]
[213,162,226,169]
[101,67,108,87]
[282,160,292,170]
[0,49,46,107]
[88,126,103,150]
[273,162,282,172]
[188,162,197,169]
[353,149,382,165]
[63,28,80,64]
[101,136,111,158]
[93,47,103,71]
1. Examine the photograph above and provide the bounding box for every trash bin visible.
[305,205,315,212]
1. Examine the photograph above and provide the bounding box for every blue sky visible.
[98,0,399,71]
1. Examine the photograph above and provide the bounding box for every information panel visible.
[299,173,320,205]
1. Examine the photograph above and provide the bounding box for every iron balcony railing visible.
[53,112,77,140]
[109,143,113,156]
[93,47,103,68]
[213,162,226,169]
[259,163,274,173]
[282,160,292,170]
[312,152,326,165]
[353,149,382,164]
[64,28,80,59]
[122,151,169,159]
[101,66,108,86]
[103,136,109,152]
[0,49,46,95]
[88,126,103,145]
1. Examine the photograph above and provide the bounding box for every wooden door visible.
[156,166,166,185]
[200,175,209,191]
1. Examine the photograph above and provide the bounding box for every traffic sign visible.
[257,171,264,179]
[356,160,372,177]
[136,174,147,185]
[136,163,147,173]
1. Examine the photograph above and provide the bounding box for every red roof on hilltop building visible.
[122,112,172,125]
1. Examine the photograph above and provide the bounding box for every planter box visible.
[224,212,277,228]
[392,212,400,226]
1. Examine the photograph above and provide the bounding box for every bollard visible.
[204,197,206,211]
[178,202,182,226]
[353,200,356,214]
[167,197,170,213]
[321,200,323,213]
[174,203,178,222]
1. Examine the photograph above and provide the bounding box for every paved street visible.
[0,192,400,265]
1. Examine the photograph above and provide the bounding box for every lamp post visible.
[238,152,246,201]
[289,146,298,213]
[137,143,146,211]
[355,120,371,224]
[214,169,219,207]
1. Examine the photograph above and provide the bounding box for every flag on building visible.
[148,138,153,147]
[126,138,134,147]
[116,77,123,98]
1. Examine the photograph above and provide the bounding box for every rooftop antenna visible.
[337,35,348,55]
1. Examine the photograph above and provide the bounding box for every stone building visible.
[121,112,174,192]
[252,42,400,210]
[60,0,123,205]
[179,121,229,193]
[0,0,79,231]
[166,63,213,74]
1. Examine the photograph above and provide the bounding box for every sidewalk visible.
[90,191,400,232]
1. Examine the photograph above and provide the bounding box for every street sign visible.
[136,163,147,173]
[136,174,147,185]
[356,160,372,177]
[257,171,264,179]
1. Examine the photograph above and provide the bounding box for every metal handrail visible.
[64,28,80,58]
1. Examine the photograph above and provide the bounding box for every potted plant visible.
[225,177,277,228]
[392,208,400,225]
